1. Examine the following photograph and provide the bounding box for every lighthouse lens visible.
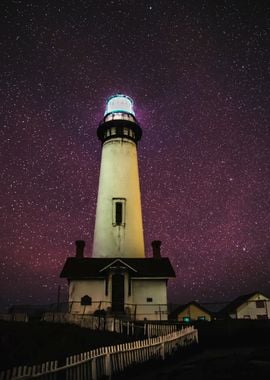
[105,95,135,116]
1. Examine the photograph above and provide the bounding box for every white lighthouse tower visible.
[61,95,175,320]
[93,94,145,258]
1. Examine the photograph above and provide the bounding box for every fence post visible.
[160,337,165,360]
[105,348,111,380]
[134,304,137,321]
[91,357,97,380]
[194,329,199,343]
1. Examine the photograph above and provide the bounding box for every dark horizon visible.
[1,0,270,310]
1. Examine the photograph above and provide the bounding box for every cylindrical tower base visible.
[92,137,145,258]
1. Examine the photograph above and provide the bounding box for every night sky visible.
[1,0,270,309]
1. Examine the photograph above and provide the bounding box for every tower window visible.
[115,202,122,225]
[129,129,135,138]
[112,198,126,226]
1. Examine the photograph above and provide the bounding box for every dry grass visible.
[0,320,135,370]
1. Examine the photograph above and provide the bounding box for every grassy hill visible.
[0,320,135,371]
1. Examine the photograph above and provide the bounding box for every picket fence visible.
[0,313,28,323]
[43,312,179,338]
[0,326,198,380]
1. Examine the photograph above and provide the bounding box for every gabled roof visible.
[170,301,213,319]
[99,259,138,273]
[60,257,175,279]
[220,291,269,316]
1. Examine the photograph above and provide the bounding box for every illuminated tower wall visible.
[61,95,176,320]
[92,95,145,258]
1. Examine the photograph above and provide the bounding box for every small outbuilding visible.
[220,291,270,320]
[170,301,212,322]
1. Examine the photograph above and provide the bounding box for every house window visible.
[146,297,153,302]
[198,316,206,321]
[256,300,265,308]
[112,198,126,226]
[183,316,190,323]
[257,315,267,320]
[81,295,92,306]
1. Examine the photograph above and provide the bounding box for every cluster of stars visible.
[0,0,269,309]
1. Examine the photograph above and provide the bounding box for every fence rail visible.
[6,301,172,321]
[42,312,181,338]
[0,313,28,322]
[0,326,198,380]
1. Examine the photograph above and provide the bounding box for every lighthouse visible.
[93,95,145,258]
[60,95,175,320]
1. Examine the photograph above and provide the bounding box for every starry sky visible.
[1,0,270,309]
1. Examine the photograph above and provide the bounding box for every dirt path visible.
[122,346,270,380]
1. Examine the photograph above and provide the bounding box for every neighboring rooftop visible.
[220,291,269,316]
[170,301,213,319]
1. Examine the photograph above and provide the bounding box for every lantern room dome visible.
[104,94,135,117]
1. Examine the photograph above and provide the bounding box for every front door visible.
[112,274,125,313]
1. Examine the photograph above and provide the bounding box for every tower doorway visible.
[112,274,125,313]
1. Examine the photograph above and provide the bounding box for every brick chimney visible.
[151,240,161,259]
[75,240,85,258]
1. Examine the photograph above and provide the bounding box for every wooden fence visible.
[0,326,198,380]
[42,312,180,338]
[0,313,28,322]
